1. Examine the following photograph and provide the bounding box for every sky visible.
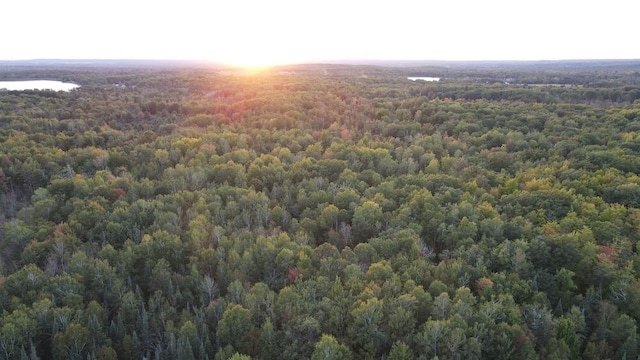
[1,0,638,67]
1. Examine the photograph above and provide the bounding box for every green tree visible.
[3,264,47,307]
[311,334,353,360]
[417,319,446,359]
[388,341,413,360]
[348,298,385,358]
[216,304,254,355]
[0,309,37,360]
[53,323,91,360]
[258,319,280,360]
[229,353,251,360]
[352,201,384,243]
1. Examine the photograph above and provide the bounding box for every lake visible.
[0,80,80,91]
[408,77,440,82]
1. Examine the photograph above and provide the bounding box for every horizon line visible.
[2,58,640,64]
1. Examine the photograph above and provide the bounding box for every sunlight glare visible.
[211,32,312,69]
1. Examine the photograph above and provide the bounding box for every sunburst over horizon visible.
[214,50,310,69]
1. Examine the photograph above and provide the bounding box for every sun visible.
[206,26,312,70]
[201,2,316,69]
[215,48,306,70]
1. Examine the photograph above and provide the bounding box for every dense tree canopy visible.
[1,62,640,359]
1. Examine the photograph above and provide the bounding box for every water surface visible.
[408,77,440,82]
[0,80,80,91]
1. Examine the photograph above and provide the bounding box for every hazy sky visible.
[2,0,637,66]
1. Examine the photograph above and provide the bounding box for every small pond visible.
[0,80,80,91]
[407,77,440,82]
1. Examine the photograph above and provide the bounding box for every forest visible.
[1,60,640,359]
